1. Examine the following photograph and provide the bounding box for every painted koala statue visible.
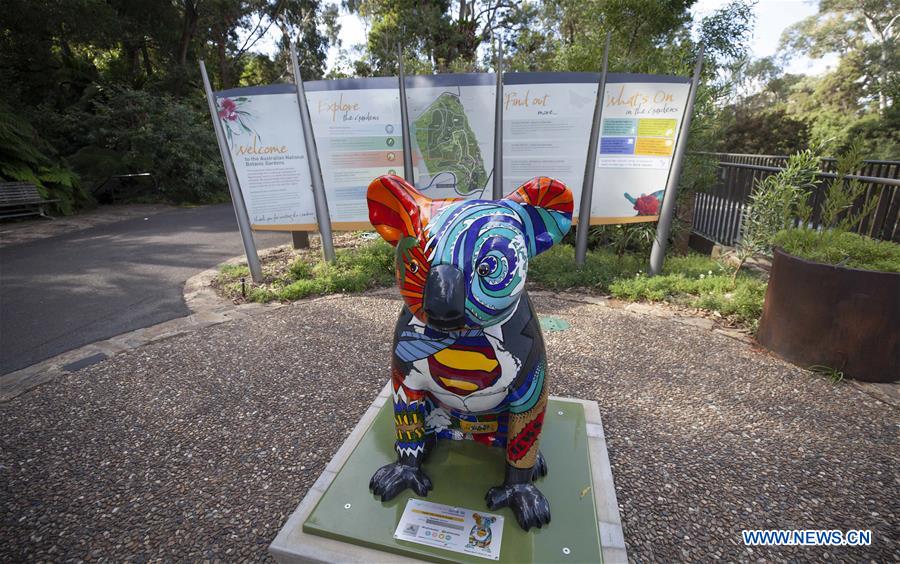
[366,174,573,531]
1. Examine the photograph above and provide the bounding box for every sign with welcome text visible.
[214,85,317,231]
[590,73,692,224]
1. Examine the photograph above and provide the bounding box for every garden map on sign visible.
[414,91,488,196]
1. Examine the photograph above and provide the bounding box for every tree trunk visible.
[141,42,154,78]
[862,11,897,114]
[177,0,199,66]
[217,36,229,89]
[125,42,139,82]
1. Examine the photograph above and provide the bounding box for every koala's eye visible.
[476,259,496,277]
[408,260,420,274]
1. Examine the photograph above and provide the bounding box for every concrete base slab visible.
[269,383,626,563]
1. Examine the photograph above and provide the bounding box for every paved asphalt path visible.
[0,204,288,376]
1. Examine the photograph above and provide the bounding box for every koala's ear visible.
[367,175,429,246]
[504,176,574,256]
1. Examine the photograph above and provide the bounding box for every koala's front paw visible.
[485,483,551,530]
[369,462,433,501]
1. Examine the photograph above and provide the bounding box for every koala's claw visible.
[369,462,433,501]
[485,483,551,530]
[531,452,548,480]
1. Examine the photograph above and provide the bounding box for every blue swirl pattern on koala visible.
[426,201,530,326]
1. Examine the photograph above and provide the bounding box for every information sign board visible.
[305,77,403,228]
[589,73,691,223]
[405,73,496,200]
[214,85,317,231]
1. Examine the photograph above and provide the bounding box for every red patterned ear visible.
[504,177,574,255]
[366,175,428,246]
[505,176,574,214]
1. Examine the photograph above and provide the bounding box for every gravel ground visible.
[1,293,896,562]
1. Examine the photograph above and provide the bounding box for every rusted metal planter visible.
[758,247,899,383]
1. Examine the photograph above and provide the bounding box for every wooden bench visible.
[0,182,59,219]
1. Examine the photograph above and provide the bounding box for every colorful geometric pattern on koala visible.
[503,359,546,414]
[367,174,459,321]
[367,174,573,327]
[505,382,548,468]
[504,176,574,255]
[426,335,501,396]
[420,177,573,327]
[424,200,528,326]
[394,328,482,363]
[391,370,429,460]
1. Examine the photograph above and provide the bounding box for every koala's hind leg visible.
[486,362,551,530]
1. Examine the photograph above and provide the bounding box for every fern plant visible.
[0,103,84,215]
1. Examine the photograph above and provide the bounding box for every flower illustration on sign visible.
[216,96,258,148]
[624,190,664,216]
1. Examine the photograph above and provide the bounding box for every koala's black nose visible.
[423,264,466,330]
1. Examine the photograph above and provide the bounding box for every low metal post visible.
[290,43,336,262]
[575,32,611,265]
[649,44,705,276]
[200,61,263,282]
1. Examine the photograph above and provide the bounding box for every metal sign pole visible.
[200,60,263,282]
[575,32,611,265]
[397,44,415,184]
[648,44,705,276]
[290,43,336,263]
[492,37,504,200]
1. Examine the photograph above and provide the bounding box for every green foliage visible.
[587,223,657,256]
[735,148,820,270]
[0,103,87,215]
[819,144,878,232]
[609,269,766,328]
[809,364,845,385]
[219,240,395,303]
[530,245,765,328]
[47,88,228,202]
[722,1,898,155]
[528,245,644,290]
[219,263,251,278]
[0,0,341,211]
[772,229,900,273]
[719,106,810,155]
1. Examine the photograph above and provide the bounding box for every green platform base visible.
[270,384,626,563]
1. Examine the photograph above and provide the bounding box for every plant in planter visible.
[732,148,818,280]
[735,144,900,383]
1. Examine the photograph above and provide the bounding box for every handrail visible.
[693,151,900,166]
[718,162,900,187]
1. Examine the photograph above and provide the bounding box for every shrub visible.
[44,87,227,203]
[219,239,395,303]
[528,245,643,290]
[734,148,819,273]
[0,102,87,214]
[772,229,900,273]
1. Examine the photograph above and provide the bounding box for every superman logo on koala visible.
[366,174,573,531]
